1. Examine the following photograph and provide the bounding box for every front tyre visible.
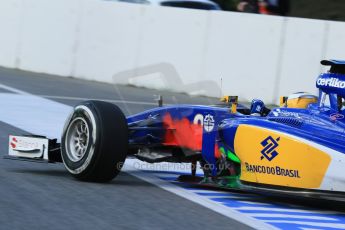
[61,100,128,182]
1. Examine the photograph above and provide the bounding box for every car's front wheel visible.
[61,100,128,182]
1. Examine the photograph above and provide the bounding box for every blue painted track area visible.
[152,171,345,230]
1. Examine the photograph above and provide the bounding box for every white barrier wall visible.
[203,12,284,102]
[0,0,22,68]
[276,18,327,99]
[1,0,345,104]
[19,0,80,76]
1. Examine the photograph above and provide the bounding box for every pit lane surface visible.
[1,67,345,230]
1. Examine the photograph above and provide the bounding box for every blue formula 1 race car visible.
[6,60,345,201]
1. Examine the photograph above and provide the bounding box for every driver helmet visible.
[286,92,318,109]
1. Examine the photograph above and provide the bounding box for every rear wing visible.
[321,59,345,74]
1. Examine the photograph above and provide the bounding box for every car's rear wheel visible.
[61,100,128,182]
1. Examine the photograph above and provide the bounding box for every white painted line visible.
[190,190,257,197]
[0,84,213,107]
[239,201,272,205]
[38,94,158,106]
[0,83,30,95]
[191,190,236,194]
[123,159,278,230]
[189,190,259,199]
[195,194,257,200]
[248,213,337,221]
[0,93,71,140]
[234,207,340,215]
[0,83,72,140]
[264,220,345,229]
[300,228,327,230]
[0,83,158,106]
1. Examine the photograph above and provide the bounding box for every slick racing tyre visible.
[61,100,128,182]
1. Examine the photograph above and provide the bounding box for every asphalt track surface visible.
[1,67,345,230]
[0,67,253,230]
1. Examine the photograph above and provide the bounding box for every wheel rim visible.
[65,117,90,162]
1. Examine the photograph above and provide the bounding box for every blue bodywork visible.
[125,60,345,180]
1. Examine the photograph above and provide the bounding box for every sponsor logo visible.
[330,113,344,121]
[203,114,215,132]
[193,114,204,125]
[245,162,300,178]
[194,114,215,132]
[273,109,300,118]
[10,137,40,150]
[317,77,345,89]
[260,136,280,161]
[10,137,17,149]
[250,136,301,178]
[272,111,279,117]
[235,126,329,187]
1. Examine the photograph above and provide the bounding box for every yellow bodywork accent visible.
[235,125,331,189]
[279,96,288,107]
[287,97,318,109]
[220,96,238,113]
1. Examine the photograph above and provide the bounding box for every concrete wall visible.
[1,0,344,104]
